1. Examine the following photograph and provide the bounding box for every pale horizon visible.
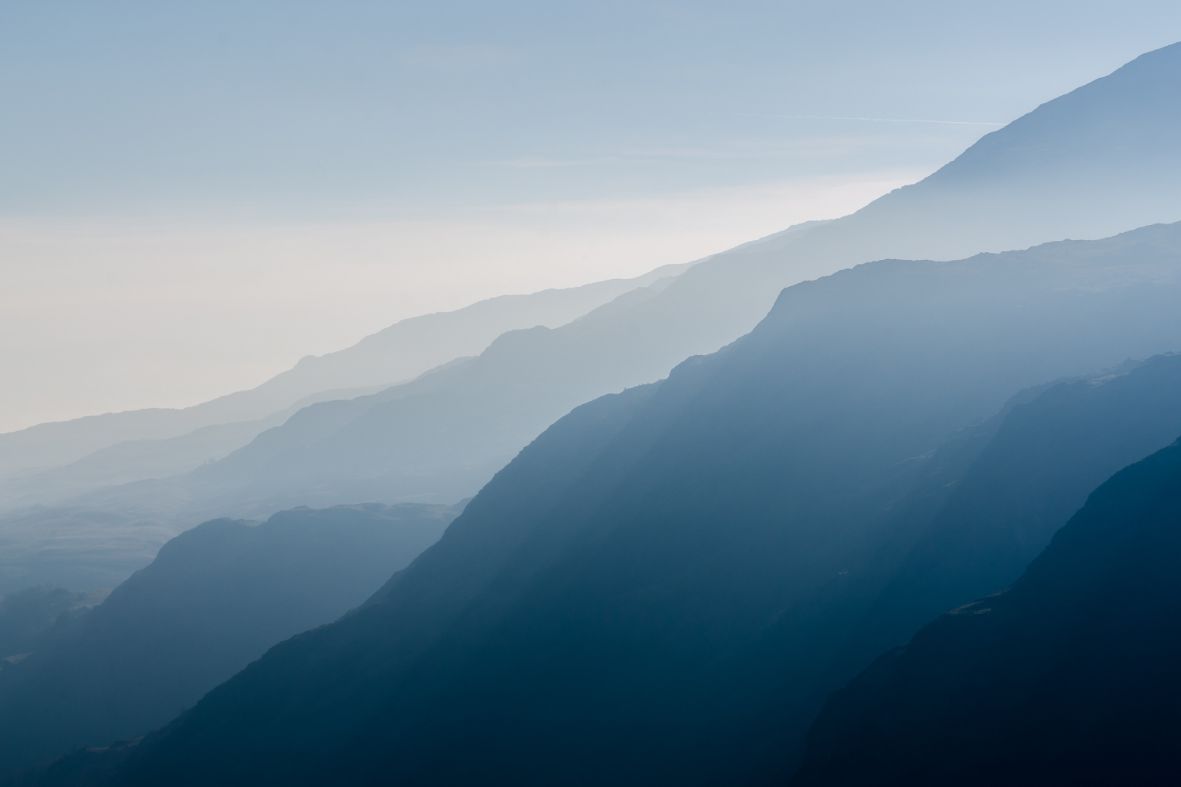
[2,172,917,432]
[5,1,1181,432]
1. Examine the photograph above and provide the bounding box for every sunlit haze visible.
[4,1,1180,431]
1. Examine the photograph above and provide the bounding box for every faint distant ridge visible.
[0,261,693,479]
[252,260,693,411]
[108,40,1181,521]
[9,42,1181,495]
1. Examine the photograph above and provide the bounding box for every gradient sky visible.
[3,1,1181,432]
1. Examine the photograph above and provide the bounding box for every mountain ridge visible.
[0,262,692,479]
[81,43,1181,524]
[792,435,1181,786]
[94,219,1181,786]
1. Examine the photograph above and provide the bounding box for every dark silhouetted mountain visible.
[0,503,455,779]
[0,265,689,482]
[77,42,1181,524]
[792,436,1181,787]
[85,222,1181,787]
[734,351,1181,782]
[845,352,1181,662]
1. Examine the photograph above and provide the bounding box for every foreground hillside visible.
[840,351,1181,663]
[793,436,1181,786]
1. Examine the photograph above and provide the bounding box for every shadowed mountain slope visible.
[0,503,455,779]
[846,352,1181,659]
[733,351,1181,782]
[793,437,1181,786]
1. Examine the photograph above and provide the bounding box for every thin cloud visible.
[755,114,1005,127]
[488,136,889,169]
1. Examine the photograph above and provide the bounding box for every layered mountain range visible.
[128,41,1181,523]
[0,264,690,497]
[72,220,1181,786]
[5,40,1181,787]
[6,43,1181,560]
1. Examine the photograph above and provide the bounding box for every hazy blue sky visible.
[3,1,1181,430]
